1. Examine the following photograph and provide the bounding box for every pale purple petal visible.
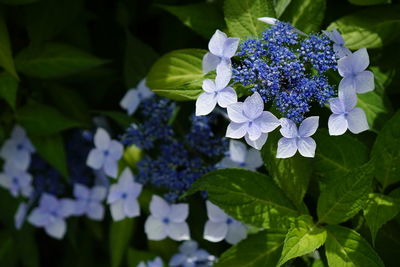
[229,140,247,163]
[347,107,369,134]
[120,89,140,115]
[351,48,369,73]
[279,118,298,138]
[169,203,189,223]
[59,199,76,217]
[299,116,319,137]
[94,128,111,150]
[339,76,356,92]
[45,219,66,239]
[217,87,237,108]
[339,88,357,112]
[74,184,90,200]
[333,44,352,58]
[110,200,125,221]
[223,37,240,58]
[227,102,248,123]
[247,123,262,141]
[150,195,170,218]
[108,140,123,160]
[90,186,107,202]
[137,79,153,99]
[107,184,122,203]
[148,257,163,267]
[145,216,167,241]
[253,111,280,133]
[215,63,232,89]
[354,71,374,94]
[39,193,59,212]
[337,56,354,77]
[206,201,227,222]
[245,149,263,170]
[119,167,134,185]
[103,158,118,178]
[167,222,190,241]
[195,92,217,116]
[226,222,247,245]
[87,202,104,220]
[202,52,221,73]
[243,92,264,120]
[245,133,268,150]
[276,137,298,158]
[226,122,248,139]
[179,240,198,254]
[258,17,277,25]
[203,221,228,242]
[328,114,348,136]
[297,137,317,158]
[28,209,49,227]
[86,148,105,170]
[202,79,216,93]
[208,30,227,57]
[124,197,140,218]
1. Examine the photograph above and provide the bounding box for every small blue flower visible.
[0,163,33,197]
[169,240,216,267]
[145,195,190,241]
[137,257,163,267]
[86,128,123,178]
[72,184,107,220]
[277,116,319,158]
[202,30,240,73]
[28,193,75,239]
[120,79,154,115]
[107,168,142,221]
[218,140,263,171]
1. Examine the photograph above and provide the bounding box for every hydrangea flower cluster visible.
[196,17,373,158]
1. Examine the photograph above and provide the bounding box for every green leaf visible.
[17,103,82,136]
[147,49,206,101]
[348,0,390,6]
[278,215,327,266]
[110,219,135,267]
[325,225,385,267]
[15,43,107,79]
[327,5,400,49]
[370,111,400,189]
[30,134,68,178]
[0,14,18,78]
[186,168,298,229]
[0,72,18,109]
[262,132,313,208]
[274,0,292,18]
[363,193,400,244]
[281,0,326,33]
[124,32,158,88]
[223,0,275,38]
[215,230,286,267]
[317,162,374,224]
[158,3,225,39]
[313,130,369,182]
[0,0,37,5]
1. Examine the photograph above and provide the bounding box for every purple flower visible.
[203,201,247,245]
[73,184,107,220]
[0,125,35,170]
[226,92,280,150]
[107,168,142,221]
[328,89,368,135]
[28,193,75,239]
[277,116,319,158]
[86,128,123,178]
[169,240,216,267]
[323,29,351,58]
[145,195,190,241]
[0,163,33,197]
[338,48,374,94]
[202,30,240,73]
[196,64,237,116]
[120,79,153,115]
[218,140,263,171]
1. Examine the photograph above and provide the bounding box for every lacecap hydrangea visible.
[196,17,373,158]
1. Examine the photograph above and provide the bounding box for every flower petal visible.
[354,71,374,94]
[108,140,123,160]
[226,222,247,245]
[223,37,240,58]
[86,148,105,170]
[90,186,107,202]
[110,200,125,221]
[347,107,369,134]
[226,122,248,139]
[279,118,298,138]
[202,79,216,93]
[137,79,153,99]
[217,87,237,108]
[15,202,28,229]
[167,222,190,241]
[229,140,247,164]
[206,201,227,222]
[179,240,198,254]
[45,219,66,239]
[208,30,227,57]
[227,102,247,123]
[203,221,228,242]
[124,197,140,218]
[328,114,348,136]
[245,149,263,170]
[202,52,221,74]
[28,209,48,227]
[195,92,217,116]
[257,17,277,25]
[299,116,319,137]
[247,123,262,141]
[351,48,369,73]
[87,202,104,220]
[339,88,357,112]
[169,253,187,267]
[150,195,170,218]
[145,216,167,241]
[276,137,298,158]
[74,184,90,200]
[297,137,317,158]
[169,203,189,223]
[243,92,264,120]
[120,89,140,115]
[337,55,354,77]
[94,128,110,150]
[103,158,118,178]
[253,111,280,133]
[215,63,232,89]
[244,132,268,150]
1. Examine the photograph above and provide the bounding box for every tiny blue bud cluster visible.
[233,21,337,123]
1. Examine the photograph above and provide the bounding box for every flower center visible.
[162,217,170,224]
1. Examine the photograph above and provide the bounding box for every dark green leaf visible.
[348,0,391,6]
[274,0,292,18]
[147,49,206,101]
[0,0,37,5]
[317,162,374,224]
[364,193,400,244]
[370,111,400,189]
[0,14,18,78]
[0,72,18,109]
[281,0,326,33]
[278,215,327,266]
[17,103,82,135]
[158,3,225,39]
[325,225,384,267]
[327,5,400,49]
[224,0,275,38]
[110,219,135,267]
[186,168,298,229]
[15,43,107,79]
[215,230,286,267]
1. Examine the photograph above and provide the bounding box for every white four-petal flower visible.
[226,92,280,150]
[277,116,319,158]
[107,168,142,221]
[218,140,263,171]
[338,48,374,94]
[323,29,351,58]
[169,240,215,267]
[328,89,368,136]
[73,184,107,220]
[202,30,240,73]
[203,201,247,245]
[120,79,153,115]
[86,128,123,178]
[145,195,190,241]
[196,63,237,116]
